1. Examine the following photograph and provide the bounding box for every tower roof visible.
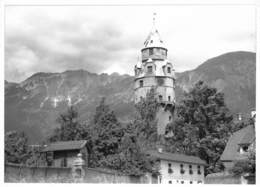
[143,13,166,49]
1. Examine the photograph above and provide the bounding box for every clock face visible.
[157,78,164,86]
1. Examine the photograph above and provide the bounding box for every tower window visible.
[149,48,153,55]
[139,80,143,87]
[168,96,171,101]
[147,66,153,73]
[167,67,171,73]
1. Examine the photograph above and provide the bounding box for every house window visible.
[181,181,184,184]
[149,48,153,55]
[159,95,163,101]
[242,145,249,152]
[180,164,185,174]
[46,151,53,166]
[150,40,153,44]
[169,181,172,184]
[139,80,143,87]
[198,180,202,184]
[189,165,193,175]
[169,116,172,121]
[198,165,201,175]
[167,67,171,73]
[168,96,171,101]
[190,181,193,184]
[61,157,67,167]
[168,163,173,174]
[147,66,153,73]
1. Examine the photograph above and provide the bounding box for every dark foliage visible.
[5,131,30,164]
[165,81,233,174]
[48,106,91,142]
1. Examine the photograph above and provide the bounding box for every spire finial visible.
[153,12,157,27]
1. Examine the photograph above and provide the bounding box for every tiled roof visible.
[146,150,207,165]
[220,125,255,161]
[42,140,87,152]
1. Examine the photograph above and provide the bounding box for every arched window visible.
[147,66,153,73]
[167,67,171,73]
[159,95,163,101]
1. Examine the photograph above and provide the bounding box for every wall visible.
[159,160,205,184]
[205,173,241,184]
[156,107,172,135]
[5,163,72,183]
[5,163,147,183]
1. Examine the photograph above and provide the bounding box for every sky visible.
[5,5,256,82]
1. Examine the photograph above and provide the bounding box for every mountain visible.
[4,51,256,143]
[176,51,256,113]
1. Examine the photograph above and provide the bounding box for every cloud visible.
[5,5,255,82]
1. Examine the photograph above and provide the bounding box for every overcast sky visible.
[5,5,255,82]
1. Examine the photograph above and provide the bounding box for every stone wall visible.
[5,163,72,183]
[205,173,241,184]
[5,163,146,183]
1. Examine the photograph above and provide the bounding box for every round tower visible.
[134,14,176,135]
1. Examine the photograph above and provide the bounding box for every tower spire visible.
[153,12,157,28]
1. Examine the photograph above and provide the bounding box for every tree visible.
[165,81,233,174]
[5,131,30,164]
[90,98,125,167]
[231,116,255,133]
[230,147,255,177]
[48,106,90,142]
[89,97,155,175]
[133,88,159,149]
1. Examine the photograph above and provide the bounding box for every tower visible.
[134,14,176,135]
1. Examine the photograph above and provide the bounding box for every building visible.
[220,125,255,171]
[41,140,90,168]
[146,149,206,184]
[205,124,255,184]
[134,14,176,135]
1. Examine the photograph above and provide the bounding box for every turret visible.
[134,13,176,135]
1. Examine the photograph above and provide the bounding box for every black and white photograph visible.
[2,0,258,184]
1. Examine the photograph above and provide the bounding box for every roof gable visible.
[220,125,255,161]
[42,140,88,152]
[146,150,206,165]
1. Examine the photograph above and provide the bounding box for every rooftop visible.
[146,150,207,165]
[143,13,166,49]
[220,125,255,161]
[42,140,88,152]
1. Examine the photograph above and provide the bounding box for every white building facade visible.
[146,150,206,184]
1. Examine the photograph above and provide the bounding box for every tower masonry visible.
[134,15,176,135]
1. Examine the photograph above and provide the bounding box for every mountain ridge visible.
[5,51,256,143]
